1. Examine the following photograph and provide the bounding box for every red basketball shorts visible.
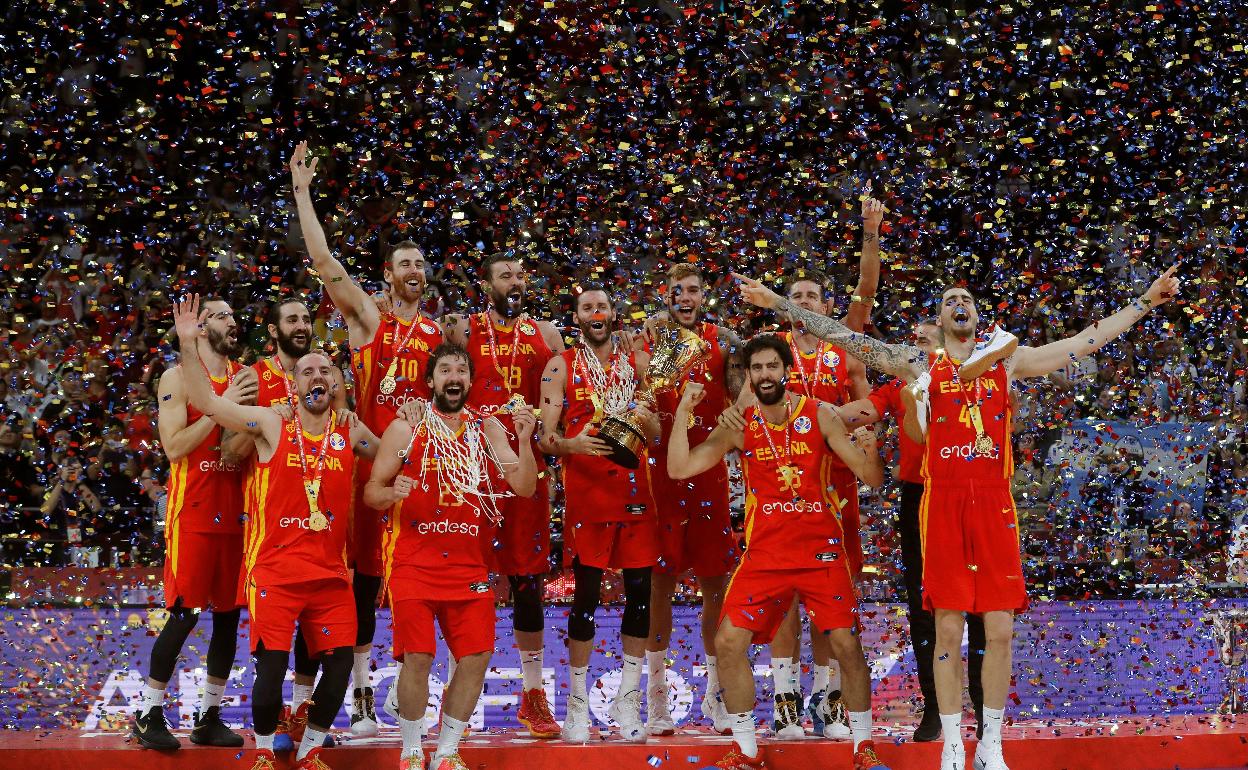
[163,531,244,611]
[720,557,858,644]
[246,577,356,657]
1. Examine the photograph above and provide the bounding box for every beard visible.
[578,320,611,347]
[275,327,312,358]
[754,378,786,406]
[390,275,425,307]
[300,381,331,414]
[207,326,242,358]
[433,384,468,413]
[491,288,524,319]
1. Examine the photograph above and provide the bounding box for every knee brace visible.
[205,608,240,680]
[251,647,287,735]
[354,573,382,646]
[147,602,200,684]
[308,646,354,728]
[620,567,652,639]
[509,573,545,634]
[568,560,604,643]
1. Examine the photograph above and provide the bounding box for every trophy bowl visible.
[597,322,709,469]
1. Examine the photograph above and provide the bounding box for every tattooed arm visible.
[734,273,925,380]
[718,326,746,399]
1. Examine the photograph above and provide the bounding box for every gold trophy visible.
[598,322,709,469]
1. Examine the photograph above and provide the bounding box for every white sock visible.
[849,710,872,751]
[292,681,314,708]
[200,681,225,712]
[434,713,467,760]
[255,732,274,751]
[771,657,796,696]
[570,665,589,701]
[705,655,720,694]
[646,650,667,690]
[620,654,643,696]
[521,650,543,691]
[399,715,424,758]
[297,725,327,760]
[828,662,842,695]
[812,664,830,695]
[352,652,371,690]
[940,713,962,747]
[141,684,165,713]
[982,706,1004,743]
[729,711,758,757]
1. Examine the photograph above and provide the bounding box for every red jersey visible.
[164,362,245,535]
[782,331,853,407]
[652,321,729,457]
[921,353,1013,483]
[245,411,355,587]
[380,415,507,599]
[352,314,444,435]
[560,346,657,523]
[868,378,925,485]
[243,357,297,516]
[741,396,849,570]
[465,312,553,413]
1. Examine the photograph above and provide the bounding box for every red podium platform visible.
[1,717,1244,770]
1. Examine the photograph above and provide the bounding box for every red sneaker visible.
[250,749,278,770]
[700,741,766,769]
[289,700,312,744]
[516,688,560,738]
[294,746,333,770]
[853,740,892,770]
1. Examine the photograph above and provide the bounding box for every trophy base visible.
[597,415,647,469]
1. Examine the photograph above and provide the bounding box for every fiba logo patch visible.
[821,350,840,368]
[329,432,347,451]
[420,320,438,335]
[793,415,813,434]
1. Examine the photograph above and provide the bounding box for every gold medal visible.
[305,479,327,530]
[379,360,398,394]
[974,433,994,456]
[498,393,527,414]
[308,510,329,532]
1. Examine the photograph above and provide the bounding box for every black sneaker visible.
[131,706,180,750]
[190,706,245,747]
[913,709,942,742]
[772,692,805,739]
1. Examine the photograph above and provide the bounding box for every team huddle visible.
[128,142,1180,770]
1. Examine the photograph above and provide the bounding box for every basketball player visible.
[439,252,564,738]
[291,142,444,734]
[734,267,1180,770]
[233,297,347,751]
[365,343,538,770]
[538,285,659,744]
[769,183,884,740]
[668,335,889,770]
[173,294,380,770]
[132,295,255,751]
[641,262,744,734]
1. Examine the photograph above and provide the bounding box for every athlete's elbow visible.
[666,459,691,480]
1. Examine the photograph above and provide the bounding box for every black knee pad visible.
[147,602,200,684]
[568,560,603,643]
[293,625,321,678]
[205,608,240,680]
[509,574,545,634]
[308,646,353,728]
[354,573,382,646]
[620,567,652,639]
[251,648,287,735]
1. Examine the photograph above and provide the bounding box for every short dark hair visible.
[481,251,521,282]
[265,297,309,328]
[574,282,611,310]
[424,342,474,381]
[783,268,831,295]
[742,334,794,368]
[385,240,425,268]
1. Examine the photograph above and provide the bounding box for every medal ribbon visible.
[950,356,989,443]
[480,311,523,395]
[382,314,424,383]
[753,395,793,473]
[787,332,823,398]
[291,408,338,516]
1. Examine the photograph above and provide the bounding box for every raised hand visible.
[393,475,416,499]
[677,381,706,413]
[1143,264,1180,308]
[511,404,537,439]
[172,294,203,344]
[223,367,259,405]
[290,141,319,194]
[861,180,887,231]
[731,272,782,310]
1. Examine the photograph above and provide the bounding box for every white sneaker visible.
[701,690,732,735]
[608,689,648,743]
[350,686,380,737]
[562,695,591,744]
[382,680,400,725]
[821,694,852,740]
[771,692,805,740]
[973,739,1009,770]
[646,684,676,736]
[941,739,967,770]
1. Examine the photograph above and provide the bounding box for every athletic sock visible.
[297,726,327,760]
[705,655,720,695]
[399,715,424,758]
[849,710,872,751]
[141,684,165,714]
[352,652,371,690]
[521,650,543,691]
[812,664,830,695]
[646,650,667,690]
[828,662,842,695]
[620,654,643,696]
[729,711,758,757]
[255,732,274,751]
[940,713,962,747]
[434,714,467,760]
[982,706,1004,743]
[570,665,589,701]
[771,657,796,696]
[200,681,225,712]
[292,682,314,708]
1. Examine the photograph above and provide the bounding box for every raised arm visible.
[156,368,218,462]
[734,272,925,380]
[363,419,415,510]
[718,326,746,399]
[441,313,470,347]
[289,141,380,343]
[173,296,281,444]
[667,383,742,480]
[484,409,536,498]
[818,405,883,488]
[1011,265,1179,380]
[843,183,886,333]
